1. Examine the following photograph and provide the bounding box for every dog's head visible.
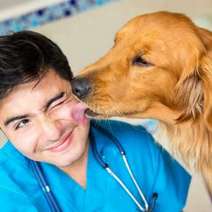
[71,11,212,128]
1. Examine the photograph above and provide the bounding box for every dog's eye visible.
[132,56,152,67]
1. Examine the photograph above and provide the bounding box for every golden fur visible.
[76,11,212,197]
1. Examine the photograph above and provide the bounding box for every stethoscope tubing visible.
[30,161,62,212]
[90,124,149,211]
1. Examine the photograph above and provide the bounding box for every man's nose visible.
[39,116,62,141]
[71,77,91,100]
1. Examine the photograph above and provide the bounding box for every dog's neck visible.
[148,102,211,168]
[143,100,212,196]
[156,115,212,196]
[162,118,210,164]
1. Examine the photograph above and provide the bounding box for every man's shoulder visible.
[0,142,34,195]
[0,142,29,173]
[0,142,11,164]
[0,150,37,210]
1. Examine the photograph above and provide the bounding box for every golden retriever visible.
[71,11,212,198]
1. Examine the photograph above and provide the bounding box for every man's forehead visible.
[0,71,70,123]
[1,70,68,100]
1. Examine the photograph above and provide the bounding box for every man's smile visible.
[45,129,74,153]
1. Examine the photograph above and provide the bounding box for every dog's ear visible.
[201,56,212,130]
[198,27,212,51]
[175,27,212,123]
[198,28,212,130]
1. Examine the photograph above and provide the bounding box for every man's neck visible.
[60,142,89,189]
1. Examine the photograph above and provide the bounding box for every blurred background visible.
[0,0,211,211]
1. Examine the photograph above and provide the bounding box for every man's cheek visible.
[11,136,37,154]
[52,102,87,122]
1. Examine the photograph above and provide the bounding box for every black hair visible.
[0,30,73,100]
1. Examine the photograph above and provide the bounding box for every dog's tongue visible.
[71,103,88,124]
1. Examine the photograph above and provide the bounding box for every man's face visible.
[0,70,90,167]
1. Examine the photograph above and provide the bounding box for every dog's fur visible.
[75,11,212,197]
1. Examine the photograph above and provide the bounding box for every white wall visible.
[0,0,64,21]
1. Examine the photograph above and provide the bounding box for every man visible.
[0,31,190,211]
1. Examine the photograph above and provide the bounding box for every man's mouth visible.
[46,130,74,153]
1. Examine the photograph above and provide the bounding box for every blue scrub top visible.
[0,120,191,211]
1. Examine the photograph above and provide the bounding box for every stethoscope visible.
[30,124,158,212]
[90,124,158,212]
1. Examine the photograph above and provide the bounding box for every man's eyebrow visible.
[4,92,65,127]
[4,115,29,127]
[44,91,65,111]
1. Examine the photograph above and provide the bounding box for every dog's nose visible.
[71,77,91,99]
